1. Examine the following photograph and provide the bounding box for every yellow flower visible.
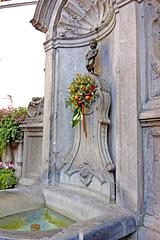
[71,85,74,89]
[76,79,81,85]
[74,95,79,100]
[70,96,75,101]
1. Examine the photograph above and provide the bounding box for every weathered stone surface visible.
[48,207,136,240]
[31,0,116,46]
[115,0,142,214]
[15,143,23,179]
[56,0,115,39]
[27,97,44,118]
[138,227,160,240]
[28,0,160,239]
[61,73,115,203]
[0,186,136,240]
[20,116,43,185]
[140,0,160,110]
[43,186,114,220]
[139,2,160,233]
[0,186,44,218]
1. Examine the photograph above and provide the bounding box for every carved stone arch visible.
[31,0,116,46]
[31,0,56,33]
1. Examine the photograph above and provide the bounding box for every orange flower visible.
[85,95,92,101]
[74,95,79,100]
[81,86,86,91]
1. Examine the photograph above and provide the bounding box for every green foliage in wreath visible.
[65,73,97,128]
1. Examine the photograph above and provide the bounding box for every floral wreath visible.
[65,73,97,137]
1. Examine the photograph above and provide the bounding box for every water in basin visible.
[0,208,75,231]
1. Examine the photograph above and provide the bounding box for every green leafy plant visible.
[0,167,17,190]
[0,107,28,157]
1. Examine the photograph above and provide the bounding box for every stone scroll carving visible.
[57,0,115,39]
[148,0,160,98]
[27,97,44,118]
[63,73,115,201]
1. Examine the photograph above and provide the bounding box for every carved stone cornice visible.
[31,0,58,33]
[0,0,37,9]
[113,0,143,12]
[116,0,143,7]
[139,109,160,127]
[31,0,144,38]
[56,0,115,39]
[31,0,116,47]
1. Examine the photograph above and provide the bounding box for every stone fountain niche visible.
[34,0,116,203]
[61,72,115,203]
[31,0,117,202]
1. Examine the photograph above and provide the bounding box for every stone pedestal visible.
[20,116,43,185]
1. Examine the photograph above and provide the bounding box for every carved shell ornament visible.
[57,0,115,39]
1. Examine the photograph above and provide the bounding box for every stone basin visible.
[0,186,137,240]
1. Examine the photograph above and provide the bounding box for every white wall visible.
[0,0,45,108]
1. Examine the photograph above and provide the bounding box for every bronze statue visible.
[86,38,98,73]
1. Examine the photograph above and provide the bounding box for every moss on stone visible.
[43,209,66,228]
[0,217,26,230]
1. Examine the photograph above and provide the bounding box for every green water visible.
[0,208,75,231]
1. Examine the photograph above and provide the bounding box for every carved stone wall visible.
[31,0,160,239]
[46,40,116,202]
[143,0,160,107]
[32,0,116,47]
[140,0,160,213]
[37,0,117,203]
[138,116,160,239]
[20,99,44,185]
[139,1,160,238]
[142,125,160,217]
[31,0,143,212]
[61,74,115,202]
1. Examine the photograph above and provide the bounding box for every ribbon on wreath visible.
[81,103,87,138]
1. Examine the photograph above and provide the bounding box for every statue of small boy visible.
[86,38,98,74]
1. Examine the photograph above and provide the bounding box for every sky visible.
[0,2,45,108]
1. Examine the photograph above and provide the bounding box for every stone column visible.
[41,40,56,184]
[15,142,23,179]
[115,0,143,214]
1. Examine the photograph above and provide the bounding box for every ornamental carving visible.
[148,0,160,98]
[143,128,160,217]
[27,97,44,118]
[63,72,115,201]
[56,0,115,39]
